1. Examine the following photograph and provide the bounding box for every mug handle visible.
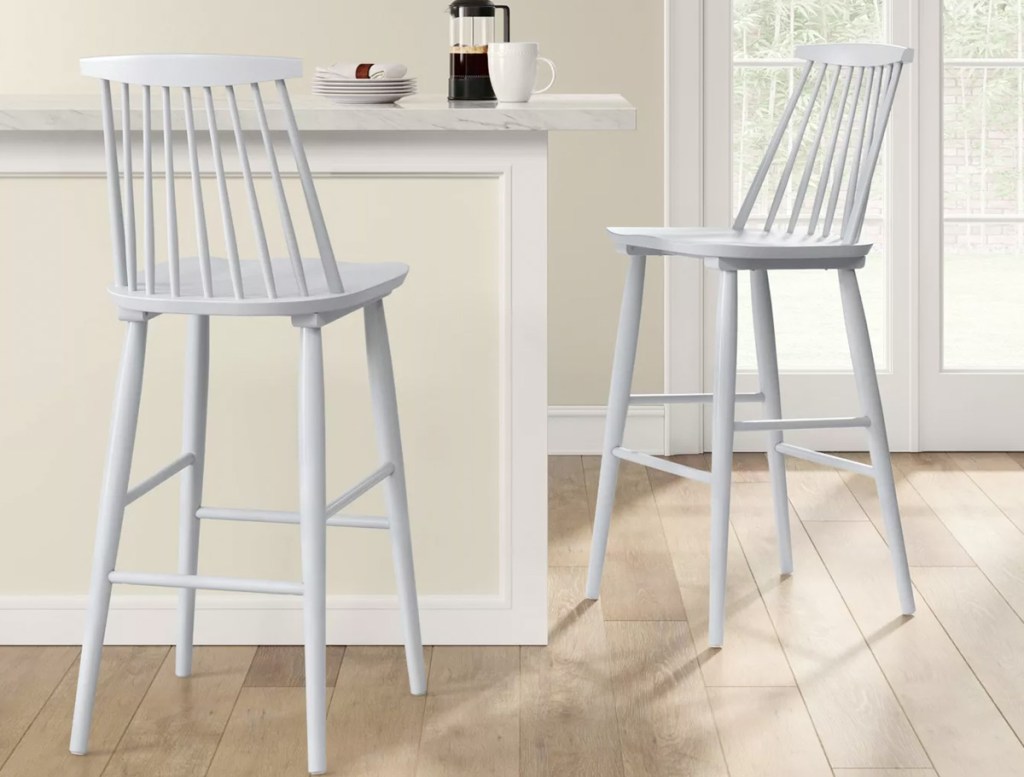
[533,57,556,94]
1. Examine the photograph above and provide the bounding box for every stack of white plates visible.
[312,69,417,105]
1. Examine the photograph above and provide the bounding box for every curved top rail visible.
[795,43,914,67]
[80,54,302,87]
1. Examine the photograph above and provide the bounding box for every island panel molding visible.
[0,95,634,646]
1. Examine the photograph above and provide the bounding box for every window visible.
[943,0,1024,370]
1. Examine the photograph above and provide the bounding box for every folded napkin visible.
[317,63,409,80]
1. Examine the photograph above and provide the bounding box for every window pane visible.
[944,0,1024,60]
[942,10,1024,369]
[732,0,888,372]
[944,68,1023,216]
[944,224,1024,368]
[734,0,888,60]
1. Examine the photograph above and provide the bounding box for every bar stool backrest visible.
[732,43,913,245]
[81,54,344,301]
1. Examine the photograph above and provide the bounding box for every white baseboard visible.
[0,593,545,646]
[548,405,666,455]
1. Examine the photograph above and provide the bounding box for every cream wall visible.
[0,1,663,603]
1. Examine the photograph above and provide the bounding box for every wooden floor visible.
[4,452,1024,776]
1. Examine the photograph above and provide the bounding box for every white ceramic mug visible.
[487,42,556,103]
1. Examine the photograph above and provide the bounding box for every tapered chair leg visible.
[298,326,328,776]
[70,321,148,755]
[838,269,915,615]
[709,271,739,648]
[364,300,427,696]
[176,315,210,678]
[750,270,793,575]
[586,255,648,600]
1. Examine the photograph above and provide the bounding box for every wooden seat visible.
[70,55,426,776]
[112,258,409,317]
[586,43,917,651]
[606,226,870,269]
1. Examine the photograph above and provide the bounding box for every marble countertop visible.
[0,94,635,132]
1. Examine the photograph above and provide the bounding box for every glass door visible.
[697,0,914,452]
[919,0,1024,449]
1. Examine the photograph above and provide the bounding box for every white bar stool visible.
[585,44,916,648]
[70,55,426,775]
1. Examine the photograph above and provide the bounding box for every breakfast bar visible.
[0,93,635,646]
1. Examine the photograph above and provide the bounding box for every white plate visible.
[312,87,417,94]
[313,78,416,87]
[313,89,417,97]
[315,93,413,104]
[313,84,417,91]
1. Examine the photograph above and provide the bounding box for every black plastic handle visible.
[496,5,511,41]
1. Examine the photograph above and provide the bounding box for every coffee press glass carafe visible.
[449,0,510,101]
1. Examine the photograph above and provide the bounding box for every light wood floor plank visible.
[605,620,728,777]
[728,453,770,483]
[785,458,868,522]
[912,566,1024,741]
[806,520,1024,777]
[0,647,166,777]
[948,452,1024,534]
[101,646,255,777]
[839,453,974,568]
[521,566,623,777]
[707,686,832,777]
[894,453,1024,619]
[325,646,431,777]
[581,458,686,621]
[0,646,79,767]
[205,687,333,777]
[549,456,593,567]
[416,647,519,777]
[731,483,929,769]
[242,646,344,688]
[833,771,937,776]
[648,462,793,687]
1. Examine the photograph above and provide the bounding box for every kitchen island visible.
[0,94,635,646]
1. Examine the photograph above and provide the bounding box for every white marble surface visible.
[0,93,635,132]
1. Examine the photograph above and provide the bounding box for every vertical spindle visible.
[162,86,180,297]
[143,85,155,294]
[120,83,136,290]
[252,83,308,296]
[227,85,277,298]
[204,86,245,299]
[182,87,213,297]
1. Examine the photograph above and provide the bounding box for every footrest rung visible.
[775,443,875,477]
[126,453,195,505]
[612,447,712,483]
[326,464,395,518]
[630,392,764,406]
[735,416,870,432]
[108,571,303,596]
[196,507,390,530]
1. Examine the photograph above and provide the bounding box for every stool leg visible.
[750,270,793,575]
[299,326,328,775]
[176,315,209,678]
[586,255,647,600]
[838,269,915,615]
[364,300,426,696]
[71,321,148,755]
[709,270,739,648]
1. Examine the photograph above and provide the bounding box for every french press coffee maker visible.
[448,0,511,101]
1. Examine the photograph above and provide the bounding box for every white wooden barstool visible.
[69,55,426,775]
[586,44,916,648]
